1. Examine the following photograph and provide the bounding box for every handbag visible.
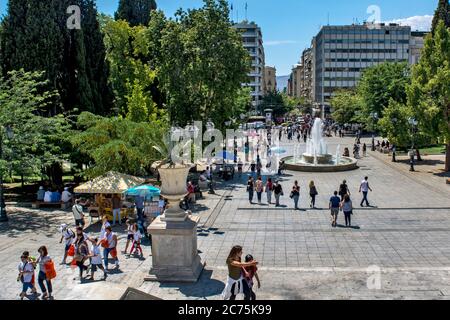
[44,260,57,280]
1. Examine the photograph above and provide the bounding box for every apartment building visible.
[264,66,277,93]
[234,21,266,111]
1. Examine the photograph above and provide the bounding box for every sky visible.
[0,0,438,76]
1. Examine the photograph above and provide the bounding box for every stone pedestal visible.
[145,215,204,282]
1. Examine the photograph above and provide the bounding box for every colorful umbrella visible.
[125,185,160,200]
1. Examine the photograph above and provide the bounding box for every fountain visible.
[282,117,358,172]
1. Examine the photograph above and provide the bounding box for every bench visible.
[32,201,71,210]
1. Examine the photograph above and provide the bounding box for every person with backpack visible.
[265,178,273,204]
[17,254,38,300]
[274,181,284,207]
[59,224,75,265]
[36,246,54,300]
[338,180,350,201]
[73,233,90,283]
[87,238,107,281]
[290,181,300,210]
[242,254,261,300]
[309,181,318,209]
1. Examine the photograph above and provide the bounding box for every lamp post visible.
[0,125,14,222]
[391,118,397,162]
[408,118,418,172]
[206,120,215,194]
[370,112,378,151]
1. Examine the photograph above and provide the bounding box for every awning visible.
[74,171,146,194]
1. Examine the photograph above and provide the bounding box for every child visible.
[88,238,107,281]
[130,223,143,257]
[123,219,134,255]
[18,254,38,300]
[242,254,261,300]
[59,224,75,265]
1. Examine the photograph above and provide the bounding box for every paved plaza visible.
[2,136,450,300]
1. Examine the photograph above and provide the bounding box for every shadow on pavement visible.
[158,269,225,299]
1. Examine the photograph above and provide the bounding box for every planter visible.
[158,163,192,222]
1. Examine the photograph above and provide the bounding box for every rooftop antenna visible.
[230,3,234,23]
[327,12,330,25]
[245,2,248,21]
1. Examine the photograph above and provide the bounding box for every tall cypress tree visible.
[432,0,450,34]
[115,0,157,26]
[0,0,112,115]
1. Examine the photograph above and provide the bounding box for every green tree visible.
[115,0,157,27]
[330,90,363,125]
[408,21,450,171]
[357,62,411,122]
[71,112,168,178]
[432,0,450,34]
[102,18,159,117]
[157,0,250,129]
[0,70,69,184]
[0,0,112,115]
[261,91,287,117]
[378,100,413,148]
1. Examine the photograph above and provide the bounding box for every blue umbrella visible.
[220,150,236,161]
[125,185,160,200]
[270,147,287,154]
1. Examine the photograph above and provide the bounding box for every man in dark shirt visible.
[329,191,341,227]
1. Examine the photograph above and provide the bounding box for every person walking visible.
[102,226,119,271]
[329,191,341,227]
[309,181,318,209]
[123,219,134,255]
[17,254,38,300]
[130,223,144,258]
[274,181,284,207]
[36,246,54,300]
[362,143,367,157]
[87,238,107,281]
[73,233,90,283]
[359,176,373,207]
[265,178,273,204]
[339,180,350,201]
[71,199,85,228]
[290,181,300,210]
[222,246,258,300]
[59,224,75,265]
[247,176,255,204]
[112,194,122,226]
[100,216,110,240]
[255,177,264,204]
[340,194,353,227]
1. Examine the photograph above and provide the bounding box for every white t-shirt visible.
[360,180,369,192]
[44,191,52,203]
[18,261,34,283]
[72,204,84,220]
[133,231,142,242]
[91,245,103,265]
[61,191,72,202]
[62,229,75,245]
[100,221,110,239]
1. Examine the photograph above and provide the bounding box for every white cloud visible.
[386,15,433,31]
[265,40,298,46]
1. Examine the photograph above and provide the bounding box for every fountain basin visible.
[282,156,358,172]
[302,153,333,165]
